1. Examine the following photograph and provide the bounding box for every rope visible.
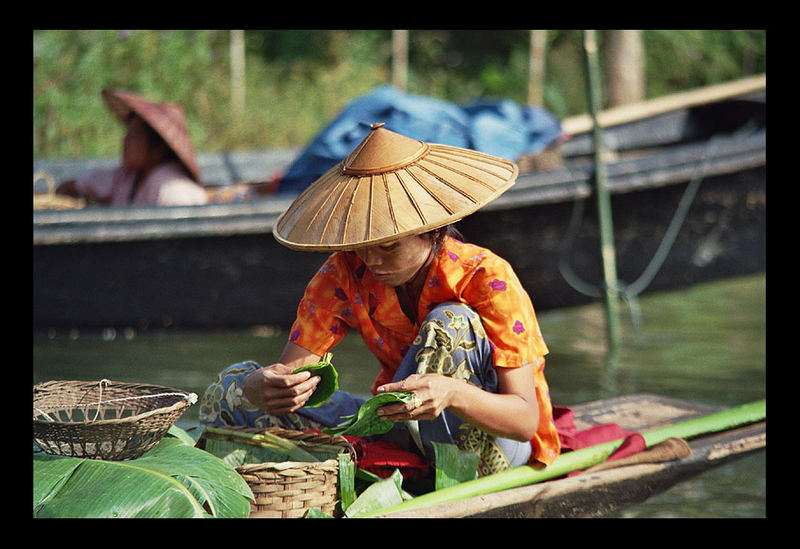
[620,136,722,299]
[89,379,108,421]
[35,392,198,410]
[556,127,746,328]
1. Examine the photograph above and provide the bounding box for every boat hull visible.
[33,164,764,331]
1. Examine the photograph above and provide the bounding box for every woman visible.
[56,89,207,206]
[200,124,560,474]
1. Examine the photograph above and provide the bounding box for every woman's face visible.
[355,234,433,287]
[122,116,163,172]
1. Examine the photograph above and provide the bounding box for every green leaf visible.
[293,352,339,407]
[322,392,414,437]
[432,442,479,490]
[338,453,356,512]
[165,424,199,446]
[344,469,405,518]
[32,453,83,511]
[303,507,334,518]
[33,438,253,518]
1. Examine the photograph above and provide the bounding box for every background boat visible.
[33,77,765,332]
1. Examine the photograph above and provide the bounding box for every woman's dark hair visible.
[428,224,464,256]
[346,223,464,258]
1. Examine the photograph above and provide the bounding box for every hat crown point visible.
[342,124,427,176]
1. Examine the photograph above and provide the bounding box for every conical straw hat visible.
[101,89,202,182]
[274,123,518,251]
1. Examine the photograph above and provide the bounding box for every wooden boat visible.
[32,76,765,332]
[374,394,766,518]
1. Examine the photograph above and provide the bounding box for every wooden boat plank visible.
[376,395,765,518]
[31,125,765,246]
[33,148,299,191]
[567,393,719,431]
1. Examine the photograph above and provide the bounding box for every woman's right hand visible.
[242,363,321,415]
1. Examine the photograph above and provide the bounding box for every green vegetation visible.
[33,428,254,518]
[33,30,765,159]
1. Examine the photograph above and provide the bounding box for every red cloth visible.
[552,405,646,476]
[305,430,429,480]
[344,437,429,480]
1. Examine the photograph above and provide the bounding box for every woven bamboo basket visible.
[33,380,197,461]
[199,426,356,518]
[33,170,86,210]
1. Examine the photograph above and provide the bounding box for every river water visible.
[33,273,766,518]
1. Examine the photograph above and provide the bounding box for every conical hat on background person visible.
[274,123,518,251]
[101,89,202,182]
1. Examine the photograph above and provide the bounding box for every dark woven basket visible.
[199,426,356,518]
[33,380,197,461]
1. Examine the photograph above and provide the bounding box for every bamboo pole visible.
[527,30,547,106]
[363,399,766,517]
[561,73,766,136]
[230,30,246,118]
[392,30,408,91]
[584,29,621,358]
[604,30,645,107]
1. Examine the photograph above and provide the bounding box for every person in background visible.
[56,89,207,206]
[200,124,560,477]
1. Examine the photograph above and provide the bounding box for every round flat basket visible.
[201,426,356,518]
[33,380,197,461]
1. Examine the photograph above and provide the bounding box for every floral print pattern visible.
[288,236,560,465]
[199,361,327,431]
[406,304,513,474]
[414,309,476,383]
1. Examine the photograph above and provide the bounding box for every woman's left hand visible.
[375,374,459,421]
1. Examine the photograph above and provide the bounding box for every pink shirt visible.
[75,161,207,206]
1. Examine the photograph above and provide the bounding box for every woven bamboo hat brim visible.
[101,89,202,182]
[274,123,518,251]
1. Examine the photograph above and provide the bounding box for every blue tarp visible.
[277,85,563,193]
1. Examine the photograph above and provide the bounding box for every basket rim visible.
[33,379,197,426]
[236,457,342,473]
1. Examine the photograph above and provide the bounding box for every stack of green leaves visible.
[201,426,351,467]
[304,443,481,518]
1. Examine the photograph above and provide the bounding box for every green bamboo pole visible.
[362,399,765,517]
[584,29,621,357]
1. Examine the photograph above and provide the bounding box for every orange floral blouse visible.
[288,236,560,465]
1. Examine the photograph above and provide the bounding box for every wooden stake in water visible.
[584,29,621,358]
